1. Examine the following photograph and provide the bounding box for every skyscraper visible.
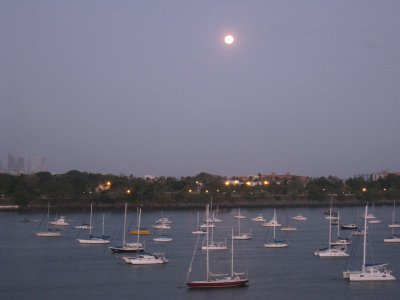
[27,156,46,174]
[7,154,16,173]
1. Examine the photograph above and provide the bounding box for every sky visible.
[2,1,400,179]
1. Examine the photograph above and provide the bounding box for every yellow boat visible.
[129,229,151,235]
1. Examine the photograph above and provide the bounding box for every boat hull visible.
[315,249,349,257]
[36,231,61,237]
[187,279,248,288]
[384,237,400,243]
[232,234,252,240]
[109,246,144,252]
[77,238,110,244]
[264,242,288,248]
[122,254,168,265]
[348,271,396,281]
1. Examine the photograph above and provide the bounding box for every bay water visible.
[1,205,399,299]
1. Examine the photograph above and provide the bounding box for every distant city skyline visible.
[1,152,397,181]
[2,1,400,179]
[2,153,46,175]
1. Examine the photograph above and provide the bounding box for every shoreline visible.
[4,198,396,212]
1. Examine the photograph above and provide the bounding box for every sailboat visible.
[75,206,93,230]
[388,200,400,228]
[384,201,400,243]
[211,207,223,223]
[110,204,145,252]
[233,211,252,240]
[206,197,223,223]
[251,214,266,222]
[280,210,297,231]
[186,205,249,288]
[343,205,396,281]
[366,203,380,223]
[122,253,169,265]
[122,208,168,265]
[314,207,349,257]
[234,208,246,219]
[201,227,227,250]
[292,214,307,221]
[262,209,281,227]
[264,222,288,248]
[50,215,69,226]
[36,203,62,237]
[201,211,227,250]
[77,204,110,244]
[330,211,351,246]
[192,211,206,235]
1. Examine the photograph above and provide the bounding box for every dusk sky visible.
[2,1,400,179]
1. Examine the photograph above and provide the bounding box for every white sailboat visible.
[280,225,297,231]
[330,211,351,246]
[251,214,266,222]
[75,206,93,230]
[292,214,307,221]
[211,208,223,223]
[153,234,173,242]
[122,208,168,265]
[110,204,144,252]
[201,225,227,250]
[186,205,248,288]
[233,212,252,240]
[388,200,400,228]
[50,215,69,226]
[192,211,206,235]
[36,203,62,237]
[152,223,171,230]
[264,222,288,248]
[343,205,396,281]
[234,208,246,219]
[314,208,349,257]
[77,205,110,244]
[262,209,281,227]
[202,206,227,250]
[122,253,169,265]
[384,201,400,243]
[366,203,380,223]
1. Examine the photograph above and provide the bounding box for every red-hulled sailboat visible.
[186,205,249,288]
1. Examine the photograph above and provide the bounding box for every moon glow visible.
[224,35,234,45]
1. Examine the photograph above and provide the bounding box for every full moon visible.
[224,35,234,45]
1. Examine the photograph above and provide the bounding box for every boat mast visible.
[238,211,241,235]
[273,221,276,240]
[101,213,105,236]
[136,208,141,256]
[206,204,210,282]
[231,228,234,277]
[392,201,396,231]
[123,202,127,246]
[89,203,93,236]
[328,207,332,251]
[362,205,368,272]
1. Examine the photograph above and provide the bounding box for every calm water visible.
[1,205,400,300]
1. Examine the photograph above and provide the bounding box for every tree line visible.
[1,170,400,208]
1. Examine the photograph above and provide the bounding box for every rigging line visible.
[367,225,375,264]
[263,227,270,243]
[186,234,201,281]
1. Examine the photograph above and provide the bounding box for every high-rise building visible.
[7,154,16,173]
[27,156,46,174]
[16,157,25,173]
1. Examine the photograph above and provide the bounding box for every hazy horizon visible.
[2,1,400,179]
